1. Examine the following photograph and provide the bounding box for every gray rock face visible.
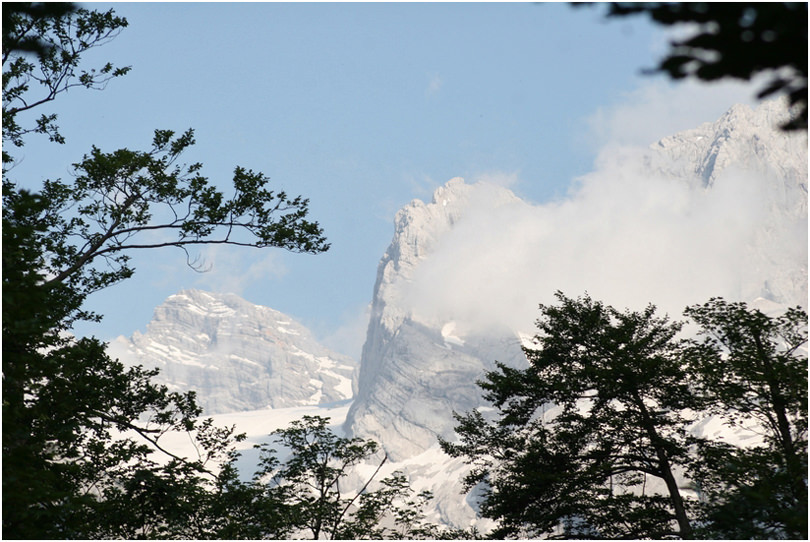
[109,289,356,414]
[346,100,807,462]
[348,318,527,460]
[345,179,530,460]
[652,100,807,191]
[645,99,808,307]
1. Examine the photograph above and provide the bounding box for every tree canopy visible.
[442,293,699,538]
[443,293,807,539]
[3,182,248,537]
[1,4,332,538]
[683,298,808,538]
[212,415,447,540]
[593,2,808,130]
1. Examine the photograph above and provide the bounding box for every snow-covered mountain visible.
[109,289,356,414]
[652,100,807,190]
[343,180,531,461]
[652,99,807,305]
[345,98,807,465]
[116,100,806,531]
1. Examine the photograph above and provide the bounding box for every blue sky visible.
[9,2,763,357]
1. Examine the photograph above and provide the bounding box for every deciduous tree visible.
[199,416,447,539]
[444,293,808,539]
[250,415,440,540]
[2,185,247,538]
[442,293,700,538]
[684,298,807,539]
[2,4,328,537]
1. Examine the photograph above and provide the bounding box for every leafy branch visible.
[33,128,328,295]
[2,5,131,157]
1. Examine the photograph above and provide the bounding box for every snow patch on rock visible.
[109,289,357,414]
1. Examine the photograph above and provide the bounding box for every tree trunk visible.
[633,391,694,539]
[752,331,807,526]
[652,443,693,539]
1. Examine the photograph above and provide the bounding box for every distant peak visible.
[724,102,754,116]
[168,289,227,305]
[161,289,272,318]
[430,177,468,204]
[445,176,466,187]
[172,288,215,297]
[714,98,793,131]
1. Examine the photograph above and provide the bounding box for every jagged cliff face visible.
[346,100,807,461]
[653,100,807,191]
[651,100,807,306]
[109,289,356,414]
[345,180,530,460]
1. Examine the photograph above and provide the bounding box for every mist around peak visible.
[396,101,807,339]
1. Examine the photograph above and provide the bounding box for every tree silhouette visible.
[591,3,807,130]
[2,5,329,537]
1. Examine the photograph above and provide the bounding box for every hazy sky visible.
[10,2,766,358]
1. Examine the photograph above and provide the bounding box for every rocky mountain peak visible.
[345,100,807,462]
[110,289,356,414]
[366,178,520,344]
[346,178,527,460]
[653,98,807,191]
[388,178,472,271]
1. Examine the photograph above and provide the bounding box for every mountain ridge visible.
[345,98,807,463]
[111,99,807,529]
[109,289,357,415]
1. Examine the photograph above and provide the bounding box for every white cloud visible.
[426,72,443,96]
[399,96,806,338]
[192,245,288,295]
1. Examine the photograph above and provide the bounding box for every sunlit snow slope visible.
[110,289,357,414]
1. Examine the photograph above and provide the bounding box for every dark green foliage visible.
[3,3,131,161]
[684,298,808,539]
[2,183,248,538]
[2,3,77,57]
[34,127,328,297]
[594,2,808,130]
[443,292,698,539]
[1,4,333,538]
[445,293,808,539]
